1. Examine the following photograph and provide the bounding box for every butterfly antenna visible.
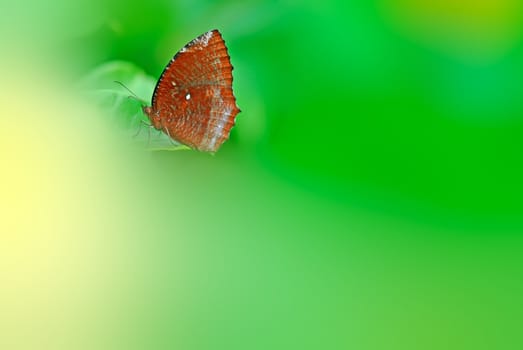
[114,81,147,105]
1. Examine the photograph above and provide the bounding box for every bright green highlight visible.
[1,1,522,349]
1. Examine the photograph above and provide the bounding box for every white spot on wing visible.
[185,93,191,100]
[179,30,215,54]
[213,86,222,100]
[198,30,213,47]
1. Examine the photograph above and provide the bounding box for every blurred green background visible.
[1,0,523,349]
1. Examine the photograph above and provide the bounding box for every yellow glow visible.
[380,0,522,61]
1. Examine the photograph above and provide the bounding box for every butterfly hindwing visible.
[148,29,239,152]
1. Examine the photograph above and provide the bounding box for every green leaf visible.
[78,61,189,151]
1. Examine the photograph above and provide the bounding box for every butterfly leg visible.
[146,124,156,148]
[162,126,180,146]
[133,119,152,138]
[132,119,155,148]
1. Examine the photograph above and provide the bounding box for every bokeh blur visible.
[1,0,522,349]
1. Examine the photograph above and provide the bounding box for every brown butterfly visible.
[142,29,240,152]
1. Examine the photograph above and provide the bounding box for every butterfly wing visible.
[151,29,240,152]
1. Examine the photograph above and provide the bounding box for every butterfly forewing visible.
[150,29,239,152]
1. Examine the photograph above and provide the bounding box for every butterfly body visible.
[143,29,240,152]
